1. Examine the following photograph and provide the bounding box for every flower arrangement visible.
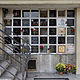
[40,45,44,51]
[56,63,76,75]
[56,63,65,72]
[64,64,76,74]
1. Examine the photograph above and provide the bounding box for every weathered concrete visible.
[27,72,80,80]
[76,8,80,74]
[30,54,76,73]
[0,8,3,55]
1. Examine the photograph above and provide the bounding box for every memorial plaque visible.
[58,45,66,53]
[49,19,56,26]
[31,28,39,35]
[67,19,74,26]
[5,28,11,35]
[4,19,12,26]
[58,10,65,17]
[40,37,47,44]
[40,19,48,26]
[40,28,47,35]
[5,37,12,44]
[49,45,56,53]
[40,10,48,17]
[49,37,56,44]
[13,10,21,17]
[31,10,39,17]
[31,46,38,53]
[13,37,21,44]
[49,10,56,17]
[67,45,75,53]
[67,37,74,44]
[22,10,30,17]
[58,37,65,44]
[22,19,30,26]
[22,37,29,44]
[13,28,21,35]
[58,18,67,26]
[49,28,56,35]
[31,37,38,44]
[13,19,21,26]
[67,28,75,35]
[31,19,39,26]
[67,10,75,17]
[40,46,47,53]
[22,28,29,35]
[58,28,66,35]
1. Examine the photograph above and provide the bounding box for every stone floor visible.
[27,72,80,80]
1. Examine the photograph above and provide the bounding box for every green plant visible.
[56,63,65,72]
[72,66,76,74]
[64,64,76,74]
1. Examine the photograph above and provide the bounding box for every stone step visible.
[0,60,10,76]
[0,66,17,80]
[14,71,26,80]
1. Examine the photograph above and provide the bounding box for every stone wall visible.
[30,54,76,73]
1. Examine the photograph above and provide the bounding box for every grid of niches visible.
[4,9,75,54]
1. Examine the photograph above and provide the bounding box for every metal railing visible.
[0,23,31,80]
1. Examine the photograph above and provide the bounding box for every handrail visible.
[0,64,21,80]
[0,29,31,54]
[0,47,22,65]
[0,29,21,46]
[0,23,31,80]
[0,23,31,47]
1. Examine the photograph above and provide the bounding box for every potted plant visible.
[72,66,76,74]
[56,63,65,75]
[65,64,76,74]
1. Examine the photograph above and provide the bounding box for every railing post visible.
[22,44,25,80]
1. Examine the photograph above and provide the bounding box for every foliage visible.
[56,63,65,72]
[64,64,76,73]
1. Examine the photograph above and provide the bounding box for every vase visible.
[59,72,63,75]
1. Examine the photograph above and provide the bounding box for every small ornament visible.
[32,27,35,32]
[40,46,44,48]
[40,45,44,51]
[72,29,74,32]
[21,29,24,32]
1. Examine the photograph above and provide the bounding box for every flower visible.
[56,63,65,72]
[64,64,76,73]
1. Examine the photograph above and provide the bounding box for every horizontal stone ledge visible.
[0,1,80,5]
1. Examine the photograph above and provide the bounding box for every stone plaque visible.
[58,28,66,35]
[58,18,67,26]
[58,45,66,53]
[67,45,75,53]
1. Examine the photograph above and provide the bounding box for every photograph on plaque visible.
[40,46,47,53]
[67,45,75,53]
[4,19,12,26]
[31,37,38,44]
[49,28,56,35]
[67,37,74,44]
[58,45,66,53]
[40,28,47,35]
[13,10,21,17]
[49,45,56,53]
[4,9,12,18]
[58,28,66,35]
[58,18,67,26]
[58,37,65,44]
[31,46,38,53]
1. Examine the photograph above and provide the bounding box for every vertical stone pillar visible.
[76,8,80,74]
[0,8,3,59]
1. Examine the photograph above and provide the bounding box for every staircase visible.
[0,23,31,80]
